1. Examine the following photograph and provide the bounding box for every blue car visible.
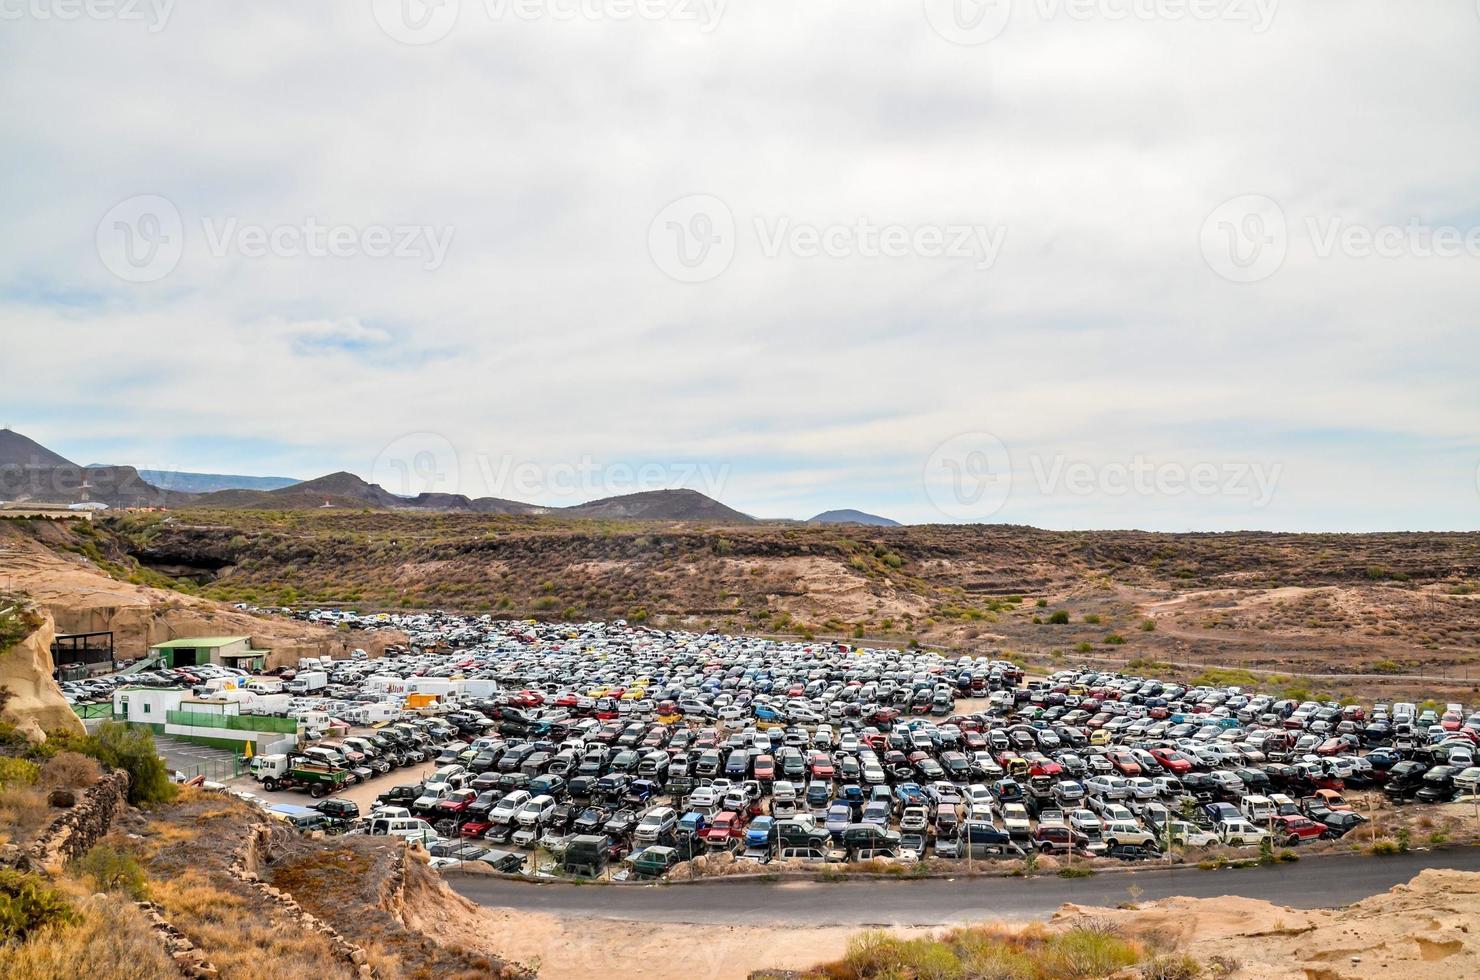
[745,816,776,849]
[824,802,853,841]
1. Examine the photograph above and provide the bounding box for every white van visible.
[368,816,438,847]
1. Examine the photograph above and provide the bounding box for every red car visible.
[1108,750,1141,776]
[438,789,478,815]
[459,819,493,838]
[753,755,775,782]
[808,752,835,779]
[1272,814,1328,845]
[702,811,746,847]
[1150,748,1194,774]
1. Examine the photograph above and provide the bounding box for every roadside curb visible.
[439,841,1480,888]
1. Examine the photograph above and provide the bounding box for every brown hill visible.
[0,428,77,469]
[562,488,754,523]
[52,512,1479,698]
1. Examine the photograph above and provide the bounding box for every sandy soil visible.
[411,900,935,980]
[1056,867,1480,978]
[425,868,1480,980]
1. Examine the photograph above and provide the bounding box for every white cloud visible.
[2,0,1479,529]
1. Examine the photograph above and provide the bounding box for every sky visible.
[2,1,1478,530]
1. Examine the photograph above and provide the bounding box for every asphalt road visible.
[450,848,1480,926]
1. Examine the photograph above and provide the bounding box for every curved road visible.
[450,848,1480,926]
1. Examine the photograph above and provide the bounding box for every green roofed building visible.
[150,636,270,672]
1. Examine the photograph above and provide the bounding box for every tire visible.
[1286,836,1299,848]
[310,784,326,799]
[263,778,279,792]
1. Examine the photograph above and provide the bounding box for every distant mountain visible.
[137,470,300,494]
[0,429,184,508]
[0,430,754,522]
[561,489,755,523]
[0,428,76,470]
[808,509,901,527]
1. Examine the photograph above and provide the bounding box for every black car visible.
[573,806,609,834]
[376,783,423,807]
[311,798,360,821]
[603,808,638,838]
[466,790,502,819]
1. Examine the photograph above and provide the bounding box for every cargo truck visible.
[285,671,328,694]
[250,754,351,798]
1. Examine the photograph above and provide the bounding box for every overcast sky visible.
[3,1,1478,530]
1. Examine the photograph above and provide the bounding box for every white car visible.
[1165,821,1219,848]
[490,790,531,824]
[515,794,555,828]
[1086,774,1131,801]
[1126,777,1158,801]
[1218,818,1269,847]
[1001,802,1031,839]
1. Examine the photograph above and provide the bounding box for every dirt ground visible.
[1056,866,1480,978]
[412,865,1480,980]
[409,899,937,980]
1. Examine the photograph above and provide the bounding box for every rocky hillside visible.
[0,594,83,738]
[10,510,1471,691]
[0,520,403,664]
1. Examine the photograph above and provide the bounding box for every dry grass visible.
[37,752,101,792]
[0,786,48,845]
[793,922,1155,980]
[150,870,356,980]
[0,891,175,980]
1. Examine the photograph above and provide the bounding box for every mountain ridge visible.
[1,431,756,522]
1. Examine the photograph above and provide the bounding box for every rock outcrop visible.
[0,599,84,736]
[0,523,403,666]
